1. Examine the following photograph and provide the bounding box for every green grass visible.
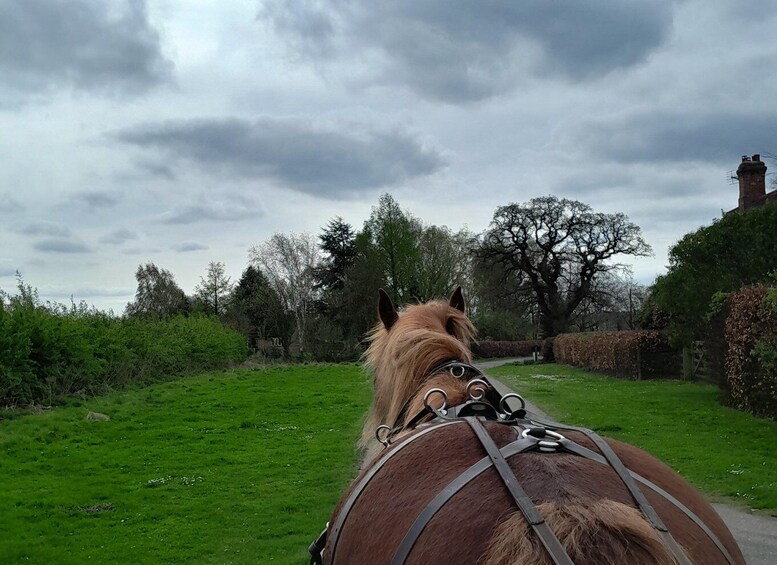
[0,364,371,564]
[489,363,777,514]
[3,362,776,564]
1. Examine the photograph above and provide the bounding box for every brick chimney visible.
[736,154,767,211]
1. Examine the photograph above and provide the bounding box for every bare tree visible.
[248,232,320,353]
[480,196,651,336]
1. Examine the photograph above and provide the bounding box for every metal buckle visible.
[521,427,565,452]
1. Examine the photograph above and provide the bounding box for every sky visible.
[1,0,776,313]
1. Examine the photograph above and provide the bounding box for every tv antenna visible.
[726,170,738,185]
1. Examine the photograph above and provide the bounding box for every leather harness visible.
[310,362,736,565]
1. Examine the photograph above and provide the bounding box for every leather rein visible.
[310,362,735,565]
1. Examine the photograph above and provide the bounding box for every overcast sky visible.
[1,0,775,313]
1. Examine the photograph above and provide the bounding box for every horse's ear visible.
[449,286,466,314]
[378,288,399,330]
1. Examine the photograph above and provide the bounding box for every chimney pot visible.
[736,153,767,211]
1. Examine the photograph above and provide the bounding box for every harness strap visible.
[465,417,574,565]
[326,420,463,564]
[561,440,737,565]
[390,435,541,565]
[491,377,734,564]
[530,419,694,565]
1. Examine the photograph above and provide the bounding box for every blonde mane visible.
[360,293,476,463]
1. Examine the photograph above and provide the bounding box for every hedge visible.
[725,285,777,418]
[471,340,543,358]
[0,293,248,406]
[553,330,680,379]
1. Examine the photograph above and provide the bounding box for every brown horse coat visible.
[327,421,744,564]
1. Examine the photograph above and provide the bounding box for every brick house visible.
[728,154,777,214]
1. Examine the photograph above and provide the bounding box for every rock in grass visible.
[86,411,110,421]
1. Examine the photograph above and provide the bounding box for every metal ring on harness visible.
[375,425,392,447]
[499,392,526,414]
[466,378,489,401]
[521,427,565,452]
[423,388,449,414]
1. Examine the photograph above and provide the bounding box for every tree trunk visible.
[539,313,570,338]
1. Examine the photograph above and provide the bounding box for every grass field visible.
[490,363,777,513]
[2,361,776,564]
[0,364,371,564]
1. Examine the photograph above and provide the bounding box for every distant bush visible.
[553,331,679,379]
[0,281,247,406]
[725,285,777,418]
[471,340,542,358]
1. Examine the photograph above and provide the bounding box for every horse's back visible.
[328,421,744,565]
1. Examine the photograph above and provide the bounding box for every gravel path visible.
[475,358,777,564]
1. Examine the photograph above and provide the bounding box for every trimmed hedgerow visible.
[0,285,247,406]
[553,330,680,379]
[471,340,543,358]
[725,285,777,418]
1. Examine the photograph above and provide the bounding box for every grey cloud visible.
[160,197,263,225]
[0,194,25,213]
[172,242,208,253]
[138,160,177,180]
[116,117,444,198]
[99,229,138,245]
[261,1,673,102]
[33,239,92,254]
[0,266,19,277]
[580,112,777,164]
[74,191,121,208]
[0,0,172,104]
[17,222,72,237]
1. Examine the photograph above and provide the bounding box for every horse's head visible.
[360,287,476,462]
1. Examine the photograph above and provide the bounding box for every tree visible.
[415,226,473,303]
[225,265,292,351]
[479,196,651,337]
[648,203,777,344]
[248,232,320,353]
[469,254,535,340]
[125,263,189,318]
[194,261,232,316]
[363,193,422,304]
[336,230,387,344]
[569,271,647,332]
[314,217,357,293]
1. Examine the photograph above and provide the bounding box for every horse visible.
[312,288,745,565]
